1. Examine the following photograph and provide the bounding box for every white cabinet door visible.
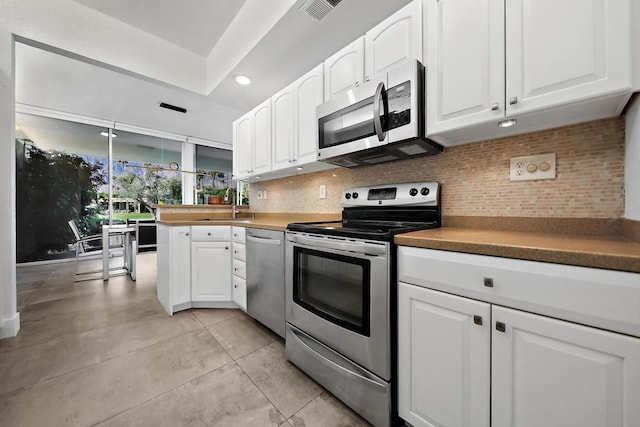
[252,99,272,175]
[171,226,191,309]
[233,114,252,180]
[271,85,295,171]
[324,37,365,100]
[293,64,324,165]
[424,0,505,136]
[492,306,640,427]
[505,0,632,116]
[365,1,422,82]
[398,283,491,427]
[191,241,231,302]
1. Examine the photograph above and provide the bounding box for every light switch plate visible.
[510,153,556,181]
[263,190,268,200]
[319,185,327,199]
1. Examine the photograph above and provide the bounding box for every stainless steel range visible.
[285,182,441,427]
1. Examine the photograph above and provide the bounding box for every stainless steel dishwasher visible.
[246,228,285,338]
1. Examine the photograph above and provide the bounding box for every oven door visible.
[285,231,390,380]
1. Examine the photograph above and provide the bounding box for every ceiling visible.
[8,0,411,145]
[71,0,247,57]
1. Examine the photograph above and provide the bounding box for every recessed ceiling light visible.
[296,167,303,171]
[100,131,117,138]
[255,175,261,179]
[234,74,251,85]
[498,119,517,128]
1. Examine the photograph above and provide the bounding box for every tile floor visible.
[0,253,370,427]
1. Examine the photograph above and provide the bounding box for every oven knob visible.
[420,187,430,196]
[352,192,359,199]
[345,192,351,199]
[409,188,418,196]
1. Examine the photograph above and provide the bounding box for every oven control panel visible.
[342,182,439,207]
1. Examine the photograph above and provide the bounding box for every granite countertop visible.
[395,227,640,273]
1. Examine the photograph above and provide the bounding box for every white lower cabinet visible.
[191,241,231,302]
[398,284,490,427]
[492,306,640,427]
[398,247,640,427]
[157,224,237,315]
[157,224,191,315]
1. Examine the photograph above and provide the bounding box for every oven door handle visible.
[288,234,386,256]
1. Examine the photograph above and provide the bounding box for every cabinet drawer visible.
[191,226,231,241]
[398,246,640,338]
[232,226,246,243]
[233,259,246,280]
[233,243,246,262]
[233,276,247,311]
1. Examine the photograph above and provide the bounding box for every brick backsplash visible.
[249,117,625,218]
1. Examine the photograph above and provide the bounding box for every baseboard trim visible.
[0,312,20,339]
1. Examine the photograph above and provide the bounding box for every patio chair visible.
[68,220,124,280]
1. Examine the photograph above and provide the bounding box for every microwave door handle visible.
[373,82,387,142]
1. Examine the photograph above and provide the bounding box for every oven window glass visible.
[293,247,370,336]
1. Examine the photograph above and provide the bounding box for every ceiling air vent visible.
[300,0,342,21]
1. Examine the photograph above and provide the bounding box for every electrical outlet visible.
[510,153,556,181]
[263,190,268,200]
[319,185,327,199]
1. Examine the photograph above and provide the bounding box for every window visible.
[15,113,109,262]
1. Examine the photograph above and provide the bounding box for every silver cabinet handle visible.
[185,232,190,236]
[496,322,506,332]
[354,81,360,87]
[365,75,371,82]
[473,315,483,326]
[491,102,499,111]
[207,232,211,236]
[225,246,229,250]
[484,278,493,287]
[509,96,518,105]
[234,284,238,289]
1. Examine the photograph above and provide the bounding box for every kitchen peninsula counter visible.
[395,218,640,273]
[157,212,341,232]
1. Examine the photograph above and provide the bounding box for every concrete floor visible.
[0,253,369,426]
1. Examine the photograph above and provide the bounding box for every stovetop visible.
[286,182,441,241]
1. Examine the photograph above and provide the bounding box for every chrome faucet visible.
[224,187,237,219]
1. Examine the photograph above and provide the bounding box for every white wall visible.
[625,96,640,220]
[0,29,19,339]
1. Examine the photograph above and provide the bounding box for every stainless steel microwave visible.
[316,60,443,168]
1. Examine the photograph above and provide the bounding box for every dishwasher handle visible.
[246,235,282,246]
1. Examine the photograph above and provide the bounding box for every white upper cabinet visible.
[293,64,324,165]
[232,115,252,180]
[505,0,632,116]
[324,2,422,101]
[232,99,272,181]
[324,37,365,101]
[271,85,295,171]
[424,0,505,135]
[365,1,423,82]
[424,0,634,145]
[252,99,272,175]
[272,64,324,171]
